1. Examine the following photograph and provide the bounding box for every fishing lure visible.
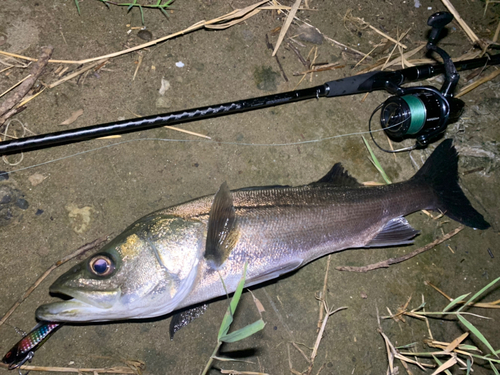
[2,322,61,373]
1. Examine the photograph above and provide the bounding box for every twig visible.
[310,304,347,364]
[287,41,309,68]
[132,54,143,81]
[292,62,343,75]
[48,59,108,89]
[317,255,331,332]
[0,234,110,328]
[265,34,288,82]
[336,226,464,272]
[0,363,140,374]
[0,46,53,127]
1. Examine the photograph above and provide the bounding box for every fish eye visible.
[89,255,114,276]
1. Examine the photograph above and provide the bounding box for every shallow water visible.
[1,1,499,374]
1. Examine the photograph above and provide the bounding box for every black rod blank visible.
[0,53,499,156]
[0,85,327,156]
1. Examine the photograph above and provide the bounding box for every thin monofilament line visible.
[3,125,398,175]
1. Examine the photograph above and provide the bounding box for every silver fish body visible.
[36,140,489,322]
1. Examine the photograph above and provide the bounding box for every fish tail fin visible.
[412,139,490,230]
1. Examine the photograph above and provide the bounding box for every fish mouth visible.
[36,285,122,322]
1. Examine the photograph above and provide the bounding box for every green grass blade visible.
[362,136,392,184]
[139,5,144,25]
[443,293,471,312]
[457,276,500,313]
[458,344,480,352]
[457,314,498,357]
[160,7,169,17]
[219,319,265,343]
[218,263,248,340]
[490,360,500,375]
[395,342,417,349]
[74,0,81,14]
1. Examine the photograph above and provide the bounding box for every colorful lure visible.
[2,322,61,371]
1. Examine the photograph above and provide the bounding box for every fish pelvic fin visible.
[412,139,490,230]
[204,182,240,269]
[169,304,208,340]
[311,163,362,187]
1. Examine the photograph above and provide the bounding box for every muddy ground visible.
[1,0,499,374]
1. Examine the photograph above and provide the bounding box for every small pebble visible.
[297,24,323,45]
[0,171,8,181]
[0,186,12,204]
[137,29,153,41]
[16,198,29,210]
[35,209,44,216]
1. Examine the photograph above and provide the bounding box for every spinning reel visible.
[1,11,498,157]
[373,12,465,152]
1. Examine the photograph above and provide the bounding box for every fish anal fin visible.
[246,260,303,287]
[366,217,419,248]
[204,182,240,269]
[169,304,208,340]
[313,163,361,187]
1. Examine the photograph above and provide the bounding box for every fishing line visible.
[369,103,417,153]
[3,124,402,175]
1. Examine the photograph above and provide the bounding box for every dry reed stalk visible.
[273,0,301,56]
[456,68,500,98]
[494,20,500,43]
[425,281,500,308]
[165,126,211,139]
[17,87,46,108]
[440,0,484,48]
[0,1,289,66]
[368,24,408,49]
[0,74,32,99]
[344,10,407,49]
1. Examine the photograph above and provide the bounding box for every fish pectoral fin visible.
[312,163,361,187]
[245,260,303,287]
[365,217,420,248]
[169,304,208,340]
[204,182,240,269]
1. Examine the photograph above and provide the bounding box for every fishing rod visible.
[0,12,498,156]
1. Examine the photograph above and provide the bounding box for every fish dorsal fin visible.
[365,217,420,248]
[312,163,361,187]
[204,182,240,269]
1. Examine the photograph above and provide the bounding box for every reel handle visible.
[427,12,453,46]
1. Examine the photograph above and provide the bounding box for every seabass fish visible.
[36,140,489,322]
